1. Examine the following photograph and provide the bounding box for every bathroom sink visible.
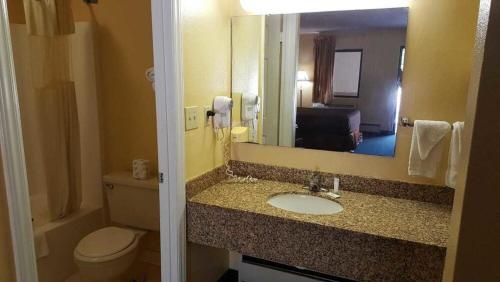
[267,193,343,215]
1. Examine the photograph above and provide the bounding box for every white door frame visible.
[0,1,39,281]
[151,0,186,281]
[278,14,300,147]
[263,14,282,146]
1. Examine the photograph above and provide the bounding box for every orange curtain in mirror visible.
[312,36,336,104]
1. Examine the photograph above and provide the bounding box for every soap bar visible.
[326,192,340,199]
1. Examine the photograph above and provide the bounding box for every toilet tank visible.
[103,172,160,231]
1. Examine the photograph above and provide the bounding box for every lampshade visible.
[240,0,410,15]
[297,71,309,82]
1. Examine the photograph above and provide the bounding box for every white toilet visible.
[74,172,159,282]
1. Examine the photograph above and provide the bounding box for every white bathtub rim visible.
[34,204,102,234]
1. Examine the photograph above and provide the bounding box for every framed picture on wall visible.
[333,49,363,98]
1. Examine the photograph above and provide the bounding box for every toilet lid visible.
[76,227,135,258]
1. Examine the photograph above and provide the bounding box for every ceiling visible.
[300,8,408,33]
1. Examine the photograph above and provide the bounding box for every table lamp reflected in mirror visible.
[297,71,310,107]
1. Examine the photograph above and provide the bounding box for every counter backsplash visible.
[187,160,454,205]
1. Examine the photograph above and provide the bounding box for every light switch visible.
[185,106,199,131]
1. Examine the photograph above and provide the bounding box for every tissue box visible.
[133,159,150,180]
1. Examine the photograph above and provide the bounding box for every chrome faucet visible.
[304,171,327,193]
[304,172,341,198]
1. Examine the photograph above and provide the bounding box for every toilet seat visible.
[75,227,137,263]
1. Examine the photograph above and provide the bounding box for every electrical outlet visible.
[185,106,199,131]
[203,106,212,127]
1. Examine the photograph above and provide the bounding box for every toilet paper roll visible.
[133,159,150,180]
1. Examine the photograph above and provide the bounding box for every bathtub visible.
[30,194,51,229]
[30,195,104,282]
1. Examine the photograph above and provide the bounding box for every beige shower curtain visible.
[23,0,82,220]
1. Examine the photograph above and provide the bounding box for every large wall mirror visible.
[231,8,408,157]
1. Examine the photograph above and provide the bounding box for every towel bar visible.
[400,117,454,129]
[400,117,414,127]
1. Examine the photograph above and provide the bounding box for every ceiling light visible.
[240,0,410,14]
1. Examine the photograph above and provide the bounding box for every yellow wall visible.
[183,0,232,280]
[298,34,315,82]
[183,0,232,180]
[231,15,265,143]
[231,0,480,185]
[75,1,158,174]
[444,1,500,280]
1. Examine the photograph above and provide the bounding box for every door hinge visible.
[159,172,164,184]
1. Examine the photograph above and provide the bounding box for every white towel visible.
[213,96,232,130]
[446,122,465,188]
[408,120,451,178]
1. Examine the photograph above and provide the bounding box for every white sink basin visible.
[267,193,343,215]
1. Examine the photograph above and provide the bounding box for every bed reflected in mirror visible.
[231,8,408,157]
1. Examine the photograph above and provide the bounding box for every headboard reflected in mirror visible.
[231,8,408,157]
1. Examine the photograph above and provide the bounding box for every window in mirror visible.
[398,46,406,86]
[231,8,409,158]
[333,50,363,98]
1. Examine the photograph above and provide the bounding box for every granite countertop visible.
[188,179,452,248]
